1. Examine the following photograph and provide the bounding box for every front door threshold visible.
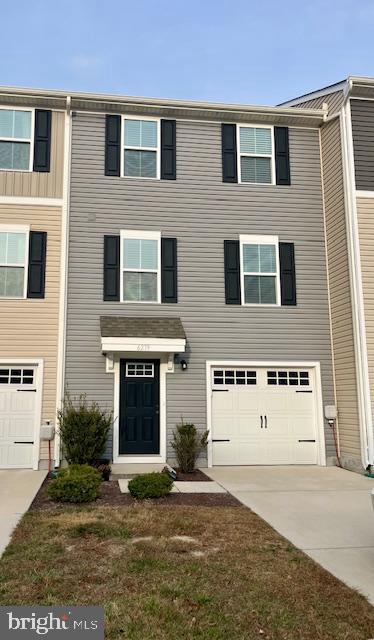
[111,462,166,475]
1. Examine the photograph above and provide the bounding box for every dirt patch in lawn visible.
[0,505,373,640]
[30,479,240,512]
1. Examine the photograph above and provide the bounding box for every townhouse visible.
[0,87,69,469]
[2,82,373,474]
[283,77,374,473]
[62,93,336,469]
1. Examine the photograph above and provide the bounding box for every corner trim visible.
[341,99,374,467]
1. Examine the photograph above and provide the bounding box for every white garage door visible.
[0,366,37,468]
[211,366,319,465]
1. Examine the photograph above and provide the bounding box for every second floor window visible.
[238,126,274,185]
[121,230,161,303]
[123,117,159,179]
[0,227,28,298]
[0,109,33,171]
[240,235,280,305]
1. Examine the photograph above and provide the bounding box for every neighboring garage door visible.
[0,366,37,468]
[211,366,320,465]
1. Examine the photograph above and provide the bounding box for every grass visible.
[0,505,373,639]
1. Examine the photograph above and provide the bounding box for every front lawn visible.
[0,505,373,639]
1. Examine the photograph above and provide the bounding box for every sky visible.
[1,0,374,106]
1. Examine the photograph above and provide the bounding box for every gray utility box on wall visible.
[40,423,55,441]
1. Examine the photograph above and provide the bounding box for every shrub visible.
[171,421,209,473]
[58,393,112,465]
[91,459,112,481]
[128,473,173,499]
[47,464,102,503]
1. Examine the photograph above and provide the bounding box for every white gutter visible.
[54,95,72,467]
[340,89,374,469]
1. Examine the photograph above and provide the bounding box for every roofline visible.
[278,80,347,107]
[0,84,326,124]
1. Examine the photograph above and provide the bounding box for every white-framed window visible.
[0,107,34,172]
[0,224,29,299]
[120,230,161,303]
[0,367,35,385]
[126,362,155,377]
[240,235,280,306]
[122,116,160,179]
[213,368,257,386]
[237,124,275,185]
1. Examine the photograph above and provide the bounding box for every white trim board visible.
[356,191,374,199]
[0,357,44,470]
[0,197,63,207]
[205,359,326,468]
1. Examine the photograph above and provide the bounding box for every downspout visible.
[340,84,374,470]
[54,96,72,467]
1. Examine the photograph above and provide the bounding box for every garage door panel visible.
[0,367,37,469]
[211,366,320,466]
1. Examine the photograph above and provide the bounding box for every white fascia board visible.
[101,336,186,353]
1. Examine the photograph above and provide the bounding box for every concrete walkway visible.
[205,466,374,605]
[0,470,47,556]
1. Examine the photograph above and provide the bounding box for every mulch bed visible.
[111,468,212,481]
[30,478,241,512]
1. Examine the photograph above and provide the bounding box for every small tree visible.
[58,393,112,465]
[171,420,209,473]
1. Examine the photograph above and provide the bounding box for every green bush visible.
[47,464,102,503]
[58,393,112,465]
[171,421,209,473]
[128,472,173,499]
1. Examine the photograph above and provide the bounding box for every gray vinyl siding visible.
[290,91,344,114]
[351,99,374,191]
[66,112,335,462]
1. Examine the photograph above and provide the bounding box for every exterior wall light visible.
[180,359,188,371]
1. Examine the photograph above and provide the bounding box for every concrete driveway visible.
[205,465,374,605]
[0,470,46,556]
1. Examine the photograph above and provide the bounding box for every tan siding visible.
[357,198,374,430]
[0,204,61,461]
[294,91,344,114]
[0,111,64,198]
[321,119,361,465]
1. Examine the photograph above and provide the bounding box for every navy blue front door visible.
[119,359,160,455]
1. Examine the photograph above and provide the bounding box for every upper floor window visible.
[0,225,29,298]
[240,235,280,306]
[238,126,274,185]
[0,109,33,171]
[120,230,161,303]
[122,117,160,179]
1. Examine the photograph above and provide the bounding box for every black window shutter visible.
[161,238,177,303]
[33,110,51,173]
[222,124,238,183]
[104,236,120,301]
[27,231,47,298]
[274,127,291,185]
[279,242,296,306]
[224,240,241,304]
[161,120,176,180]
[105,115,121,176]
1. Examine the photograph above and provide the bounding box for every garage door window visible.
[267,370,309,386]
[240,235,280,306]
[213,369,257,385]
[0,368,34,385]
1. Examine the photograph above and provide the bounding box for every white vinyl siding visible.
[240,235,280,306]
[0,225,29,299]
[120,230,161,303]
[238,125,274,185]
[0,108,33,172]
[122,117,160,179]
